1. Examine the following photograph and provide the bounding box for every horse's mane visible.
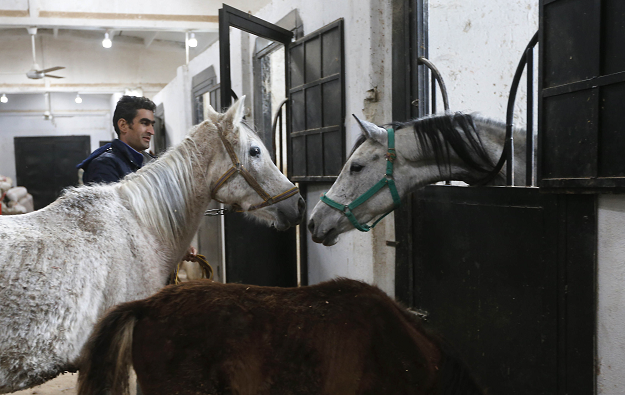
[350,113,497,181]
[116,125,204,247]
[393,112,495,179]
[117,119,259,246]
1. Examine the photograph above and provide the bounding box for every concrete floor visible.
[11,373,78,395]
[11,371,137,395]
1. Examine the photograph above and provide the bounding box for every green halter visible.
[320,128,402,232]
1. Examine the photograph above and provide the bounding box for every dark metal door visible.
[540,0,625,191]
[288,19,345,182]
[219,5,297,287]
[404,186,596,395]
[14,136,90,210]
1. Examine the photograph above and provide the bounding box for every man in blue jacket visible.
[77,95,156,184]
[78,95,193,395]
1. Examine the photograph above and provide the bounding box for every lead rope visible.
[169,254,214,285]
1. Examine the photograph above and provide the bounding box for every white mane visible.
[118,138,202,248]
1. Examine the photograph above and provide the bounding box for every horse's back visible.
[129,279,447,395]
[0,185,166,393]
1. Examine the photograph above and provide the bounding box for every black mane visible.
[349,113,498,183]
[391,112,495,180]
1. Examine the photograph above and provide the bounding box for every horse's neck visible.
[474,119,528,186]
[117,128,221,261]
[397,117,527,188]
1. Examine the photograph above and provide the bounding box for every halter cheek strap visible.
[207,130,299,215]
[320,128,401,232]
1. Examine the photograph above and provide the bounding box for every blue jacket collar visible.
[116,139,145,167]
[76,139,144,169]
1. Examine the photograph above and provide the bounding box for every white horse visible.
[0,97,305,393]
[308,112,526,246]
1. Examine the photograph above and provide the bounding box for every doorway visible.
[14,135,90,210]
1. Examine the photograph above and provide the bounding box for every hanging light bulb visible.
[75,93,82,104]
[187,32,198,48]
[102,30,112,48]
[0,94,7,103]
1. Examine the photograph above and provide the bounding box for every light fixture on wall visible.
[187,32,198,48]
[0,94,7,103]
[102,30,112,49]
[75,93,82,104]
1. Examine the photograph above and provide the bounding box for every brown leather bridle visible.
[207,129,299,216]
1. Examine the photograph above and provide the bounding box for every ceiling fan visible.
[25,27,65,80]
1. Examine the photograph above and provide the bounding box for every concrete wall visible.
[152,65,192,147]
[429,0,539,125]
[0,92,113,184]
[597,196,625,394]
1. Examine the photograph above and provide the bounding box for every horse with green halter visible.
[320,125,401,232]
[309,112,525,246]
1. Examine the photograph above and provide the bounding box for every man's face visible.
[119,109,155,152]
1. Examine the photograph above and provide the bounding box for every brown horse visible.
[77,279,484,395]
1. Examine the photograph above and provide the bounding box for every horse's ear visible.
[353,114,387,144]
[204,103,220,121]
[224,96,246,128]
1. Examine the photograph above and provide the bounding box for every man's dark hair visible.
[113,95,157,136]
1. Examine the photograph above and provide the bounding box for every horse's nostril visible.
[298,197,306,213]
[308,219,315,233]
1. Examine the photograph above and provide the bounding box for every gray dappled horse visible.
[308,113,526,245]
[0,97,305,393]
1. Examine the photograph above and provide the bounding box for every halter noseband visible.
[207,129,299,216]
[320,128,401,232]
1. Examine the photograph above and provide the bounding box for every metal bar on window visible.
[431,73,437,114]
[418,57,450,112]
[418,56,451,184]
[504,31,539,186]
[526,47,534,186]
[272,99,288,174]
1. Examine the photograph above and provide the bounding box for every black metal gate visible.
[14,135,90,210]
[393,1,597,394]
[218,5,298,287]
[409,187,596,395]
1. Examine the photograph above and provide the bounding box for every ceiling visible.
[0,0,272,96]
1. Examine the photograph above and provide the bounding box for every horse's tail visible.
[435,339,487,395]
[77,303,138,395]
[398,307,487,395]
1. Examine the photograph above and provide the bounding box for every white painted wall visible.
[152,65,192,147]
[429,0,539,126]
[597,196,625,394]
[0,92,112,184]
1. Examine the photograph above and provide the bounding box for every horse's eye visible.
[249,147,261,157]
[350,163,364,173]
